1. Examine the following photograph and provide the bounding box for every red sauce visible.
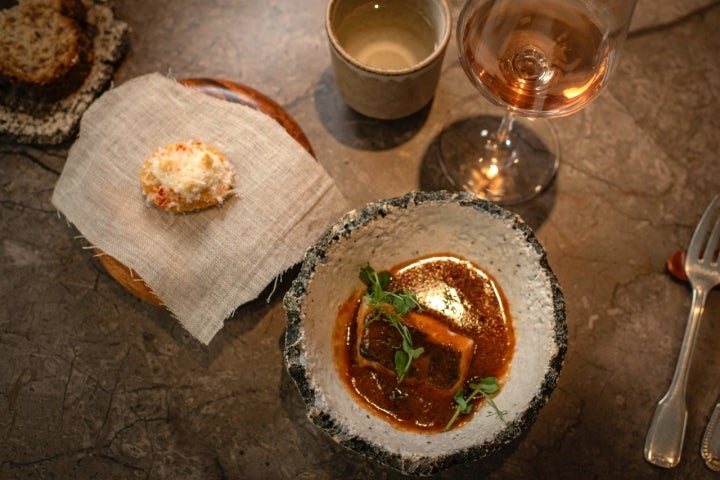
[333,254,515,433]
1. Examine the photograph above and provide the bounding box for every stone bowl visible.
[283,191,567,476]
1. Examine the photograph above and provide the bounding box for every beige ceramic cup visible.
[326,0,451,120]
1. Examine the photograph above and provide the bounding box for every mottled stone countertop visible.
[2,0,720,478]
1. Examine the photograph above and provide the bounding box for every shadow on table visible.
[418,125,557,232]
[95,260,303,367]
[314,67,432,151]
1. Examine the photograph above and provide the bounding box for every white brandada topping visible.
[148,143,233,204]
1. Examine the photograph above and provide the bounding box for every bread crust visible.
[140,141,235,214]
[0,0,93,115]
[0,0,129,144]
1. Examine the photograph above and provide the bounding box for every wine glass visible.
[439,0,637,204]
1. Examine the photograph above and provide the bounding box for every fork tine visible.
[705,215,720,264]
[687,195,720,262]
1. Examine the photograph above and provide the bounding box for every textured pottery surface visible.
[284,191,567,475]
[326,0,451,119]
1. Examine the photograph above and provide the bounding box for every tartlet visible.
[140,140,235,213]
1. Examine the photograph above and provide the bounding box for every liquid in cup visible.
[326,0,451,120]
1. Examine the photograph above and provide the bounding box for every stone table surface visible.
[2,0,720,478]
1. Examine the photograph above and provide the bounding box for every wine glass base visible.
[438,101,559,205]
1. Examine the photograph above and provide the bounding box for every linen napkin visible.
[52,73,348,344]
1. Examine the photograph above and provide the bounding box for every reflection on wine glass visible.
[439,0,637,204]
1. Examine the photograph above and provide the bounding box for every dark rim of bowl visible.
[283,190,567,476]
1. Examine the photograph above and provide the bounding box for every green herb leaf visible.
[395,350,409,380]
[444,377,507,431]
[360,264,423,385]
[358,264,374,288]
[453,389,472,414]
[470,377,500,395]
[390,290,420,316]
[400,326,412,349]
[359,264,391,293]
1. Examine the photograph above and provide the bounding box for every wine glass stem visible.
[496,110,515,144]
[484,110,517,169]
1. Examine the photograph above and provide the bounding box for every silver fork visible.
[644,195,720,468]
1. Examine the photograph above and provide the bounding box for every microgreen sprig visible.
[444,377,507,431]
[359,265,423,383]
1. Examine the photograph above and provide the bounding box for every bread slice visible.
[0,0,129,144]
[0,0,93,114]
[140,141,236,214]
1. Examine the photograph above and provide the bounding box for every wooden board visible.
[95,78,314,306]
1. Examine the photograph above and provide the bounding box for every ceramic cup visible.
[326,0,451,120]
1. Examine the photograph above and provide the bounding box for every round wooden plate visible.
[95,78,314,306]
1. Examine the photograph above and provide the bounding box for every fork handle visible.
[644,286,708,468]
